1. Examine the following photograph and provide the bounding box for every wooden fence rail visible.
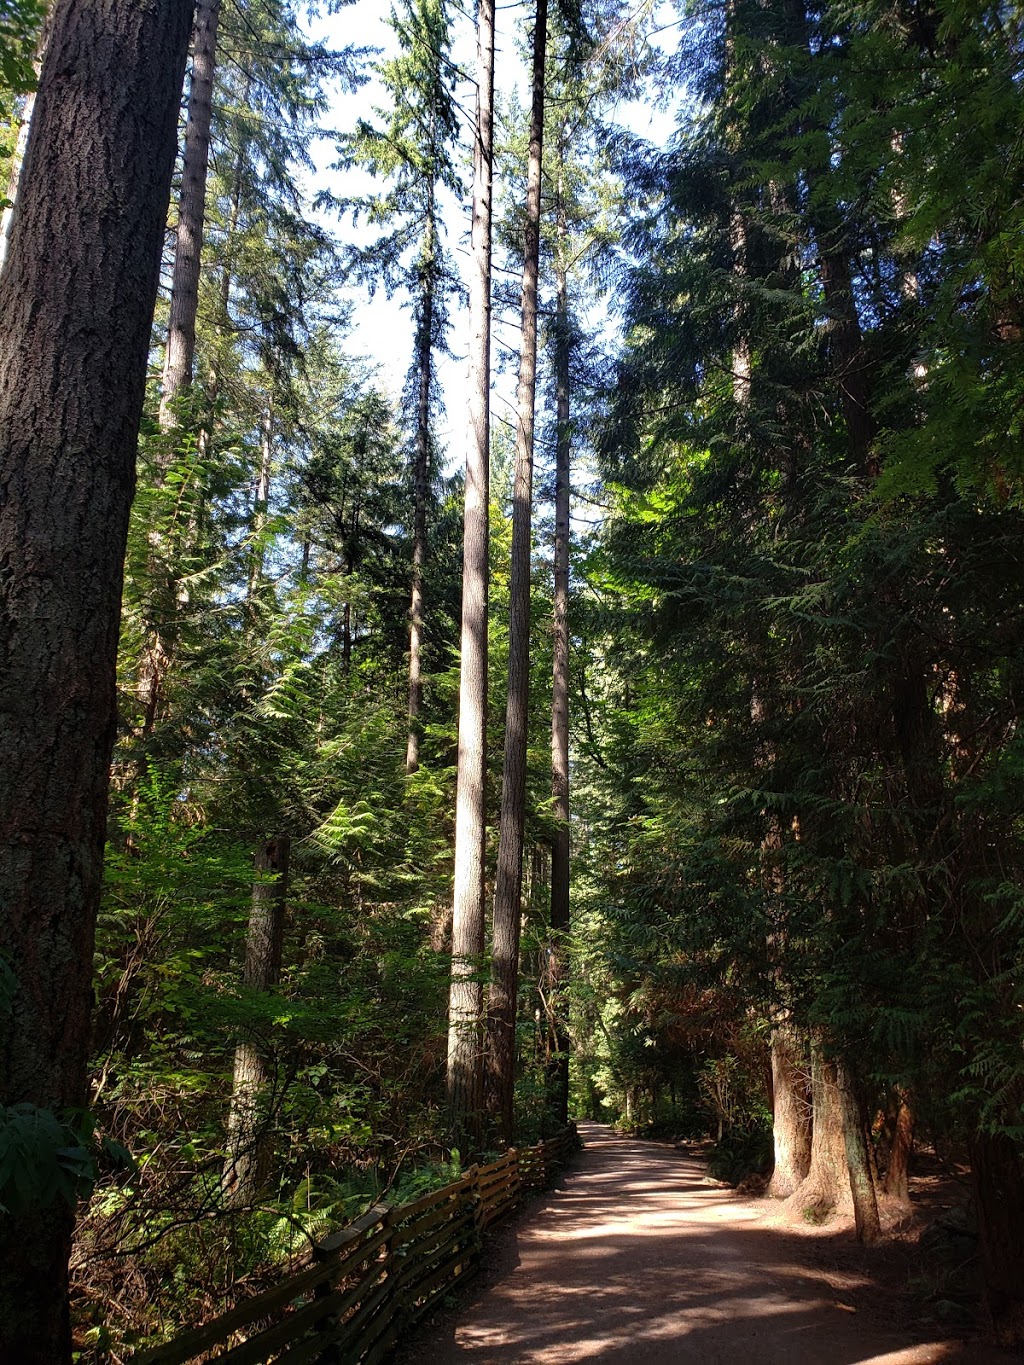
[136,1125,579,1365]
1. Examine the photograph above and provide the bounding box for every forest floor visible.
[396,1122,1020,1363]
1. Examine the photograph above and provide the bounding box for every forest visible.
[1,0,1023,1359]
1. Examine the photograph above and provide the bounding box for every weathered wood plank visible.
[134,1127,578,1365]
[212,1262,389,1365]
[389,1176,471,1225]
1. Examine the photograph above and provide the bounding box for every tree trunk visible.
[729,204,752,407]
[882,1088,913,1205]
[767,1021,811,1198]
[789,1039,849,1217]
[223,835,290,1206]
[246,405,273,606]
[487,0,547,1150]
[446,0,495,1152]
[969,1129,1024,1346]
[548,148,571,1128]
[812,218,876,477]
[160,0,221,429]
[0,1,192,1357]
[836,1061,881,1244]
[406,194,436,774]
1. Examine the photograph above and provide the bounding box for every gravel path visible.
[402,1122,1015,1364]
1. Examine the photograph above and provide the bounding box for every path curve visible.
[403,1123,1013,1364]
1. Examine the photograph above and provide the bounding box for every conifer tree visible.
[489,0,548,1144]
[332,0,460,774]
[0,1,192,1353]
[447,0,495,1149]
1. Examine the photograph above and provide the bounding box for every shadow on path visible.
[399,1123,1016,1364]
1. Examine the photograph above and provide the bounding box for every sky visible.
[304,0,681,474]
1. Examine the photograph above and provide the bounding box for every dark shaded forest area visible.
[1,0,1024,1359]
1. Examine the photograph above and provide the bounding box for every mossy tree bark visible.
[836,1061,881,1244]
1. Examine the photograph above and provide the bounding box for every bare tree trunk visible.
[160,0,221,429]
[548,156,571,1128]
[729,204,752,407]
[767,1021,811,1197]
[882,1088,913,1205]
[140,0,222,753]
[223,835,290,1206]
[0,2,192,1357]
[446,0,495,1152]
[488,0,548,1149]
[407,197,435,774]
[246,405,273,606]
[789,1038,848,1217]
[836,1060,881,1244]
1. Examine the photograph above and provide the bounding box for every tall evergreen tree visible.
[0,1,192,1354]
[489,0,548,1145]
[332,0,460,774]
[447,0,496,1149]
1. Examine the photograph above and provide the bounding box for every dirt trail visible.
[402,1123,1015,1364]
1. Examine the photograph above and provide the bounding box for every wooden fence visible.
[136,1125,579,1365]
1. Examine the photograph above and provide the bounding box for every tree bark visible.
[789,1038,849,1217]
[488,0,548,1149]
[548,151,571,1128]
[446,0,495,1152]
[882,1088,913,1205]
[223,835,290,1206]
[969,1129,1024,1346]
[767,1021,811,1198]
[160,0,221,430]
[812,216,877,477]
[0,1,192,1357]
[406,191,436,774]
[836,1060,881,1244]
[246,405,273,607]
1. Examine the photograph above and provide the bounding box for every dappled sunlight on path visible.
[403,1123,1013,1364]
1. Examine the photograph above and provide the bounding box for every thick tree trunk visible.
[0,1,192,1357]
[789,1039,849,1217]
[767,1021,811,1198]
[446,0,495,1151]
[548,162,571,1128]
[969,1129,1024,1346]
[406,202,435,775]
[836,1060,881,1244]
[223,835,290,1206]
[160,0,221,429]
[882,1088,913,1205]
[488,0,548,1149]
